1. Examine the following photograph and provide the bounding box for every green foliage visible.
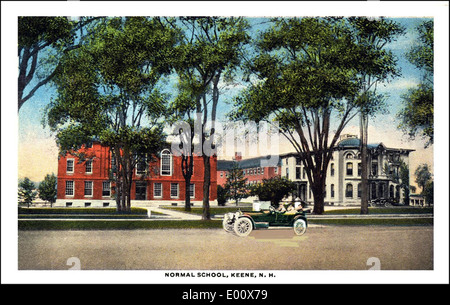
[398,83,433,147]
[406,20,433,75]
[398,160,411,205]
[423,180,433,206]
[230,17,404,215]
[38,174,57,206]
[398,20,433,148]
[18,17,74,48]
[216,185,227,206]
[223,162,248,205]
[18,177,37,207]
[44,17,178,211]
[249,176,296,207]
[415,164,433,193]
[18,17,99,110]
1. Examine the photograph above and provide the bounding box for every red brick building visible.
[217,153,281,187]
[55,142,217,207]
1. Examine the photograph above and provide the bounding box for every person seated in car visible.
[276,203,286,213]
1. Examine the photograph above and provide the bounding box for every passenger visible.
[285,204,296,214]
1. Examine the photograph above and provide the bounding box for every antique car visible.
[223,205,309,237]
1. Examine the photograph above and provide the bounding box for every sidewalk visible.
[144,207,203,220]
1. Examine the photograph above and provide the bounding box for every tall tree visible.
[18,177,37,207]
[38,173,57,207]
[415,163,432,193]
[169,17,250,219]
[397,20,434,148]
[44,17,178,212]
[224,162,248,206]
[18,17,98,111]
[231,18,382,214]
[347,17,405,214]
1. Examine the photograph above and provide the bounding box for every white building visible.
[280,134,414,206]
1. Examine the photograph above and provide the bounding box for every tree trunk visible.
[185,176,191,212]
[360,113,369,214]
[311,178,325,215]
[202,155,211,220]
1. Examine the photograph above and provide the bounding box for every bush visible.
[217,185,227,206]
[249,176,297,207]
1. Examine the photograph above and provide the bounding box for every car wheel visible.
[234,217,253,237]
[222,218,235,233]
[293,218,307,236]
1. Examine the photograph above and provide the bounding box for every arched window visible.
[346,162,353,176]
[346,183,353,198]
[345,153,354,159]
[160,149,172,176]
[330,163,335,176]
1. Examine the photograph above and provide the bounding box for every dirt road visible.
[18,225,433,270]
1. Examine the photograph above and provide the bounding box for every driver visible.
[277,203,286,213]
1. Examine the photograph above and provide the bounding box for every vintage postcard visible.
[3,1,449,288]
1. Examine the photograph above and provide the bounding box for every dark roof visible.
[337,138,361,147]
[337,138,383,149]
[217,155,281,171]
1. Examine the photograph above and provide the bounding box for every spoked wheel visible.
[222,217,235,233]
[234,217,253,237]
[293,218,307,236]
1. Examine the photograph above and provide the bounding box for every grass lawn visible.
[17,205,433,230]
[18,220,222,230]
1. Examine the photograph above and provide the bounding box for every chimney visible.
[234,152,242,161]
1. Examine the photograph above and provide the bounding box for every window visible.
[372,163,378,176]
[135,181,147,200]
[161,149,172,176]
[286,168,289,179]
[65,181,74,196]
[190,183,195,198]
[84,181,93,197]
[274,167,278,174]
[346,153,354,159]
[346,162,353,176]
[357,163,362,176]
[346,184,353,198]
[303,168,306,179]
[154,183,162,198]
[136,159,147,175]
[358,183,362,198]
[331,184,335,198]
[67,159,74,173]
[85,202,91,207]
[170,183,179,198]
[66,202,73,207]
[371,183,377,199]
[330,163,335,176]
[85,160,92,174]
[102,181,111,197]
[296,167,301,180]
[296,157,301,165]
[103,202,110,207]
[220,172,223,178]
